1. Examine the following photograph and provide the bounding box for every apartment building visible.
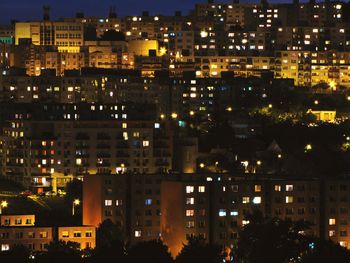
[15,21,84,53]
[0,103,172,191]
[83,173,350,256]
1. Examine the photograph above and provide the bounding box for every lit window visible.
[1,244,9,251]
[329,218,336,225]
[40,232,47,238]
[230,211,238,216]
[253,196,261,204]
[186,186,194,193]
[76,158,82,165]
[329,230,335,237]
[219,209,226,217]
[254,185,261,192]
[186,210,194,216]
[105,200,112,206]
[286,196,293,203]
[116,200,122,206]
[286,185,293,191]
[231,185,238,192]
[186,221,195,228]
[154,123,160,129]
[145,199,152,205]
[242,197,250,204]
[275,185,281,191]
[186,198,194,205]
[142,140,149,147]
[198,186,205,192]
[122,123,127,129]
[242,220,250,226]
[135,230,141,237]
[340,241,347,247]
[62,231,69,238]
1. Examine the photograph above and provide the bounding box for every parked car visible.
[57,189,66,196]
[45,191,57,197]
[20,190,33,197]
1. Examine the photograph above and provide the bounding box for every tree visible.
[99,30,125,41]
[35,240,81,263]
[0,244,30,263]
[65,179,82,205]
[127,239,173,263]
[175,236,223,263]
[90,219,125,263]
[301,239,350,263]
[235,211,310,263]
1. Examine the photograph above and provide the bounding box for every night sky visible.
[0,0,285,24]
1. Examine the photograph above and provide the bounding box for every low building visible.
[0,226,53,252]
[58,226,96,249]
[0,214,35,227]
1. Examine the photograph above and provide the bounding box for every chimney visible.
[175,11,182,17]
[76,12,85,19]
[43,5,50,21]
[109,6,117,18]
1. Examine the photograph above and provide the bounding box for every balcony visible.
[96,144,111,149]
[116,151,130,158]
[97,152,111,158]
[75,133,90,140]
[97,133,111,140]
[116,142,129,148]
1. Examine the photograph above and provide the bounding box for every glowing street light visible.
[72,199,80,216]
[199,163,205,168]
[305,144,312,152]
[268,104,273,109]
[200,30,208,38]
[171,112,178,119]
[159,47,167,56]
[0,200,8,214]
[277,154,282,159]
[257,160,262,165]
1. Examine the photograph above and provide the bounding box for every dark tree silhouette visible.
[35,240,81,263]
[235,211,311,263]
[99,30,125,41]
[175,236,223,263]
[0,244,30,263]
[127,239,173,263]
[90,219,126,263]
[301,239,350,263]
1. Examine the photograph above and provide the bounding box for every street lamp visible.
[72,199,80,216]
[0,200,8,214]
